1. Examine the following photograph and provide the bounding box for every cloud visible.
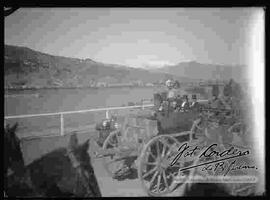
[146,60,176,67]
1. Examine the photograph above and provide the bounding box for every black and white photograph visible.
[4,7,265,197]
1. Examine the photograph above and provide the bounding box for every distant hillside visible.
[4,45,245,89]
[4,45,192,89]
[159,61,247,82]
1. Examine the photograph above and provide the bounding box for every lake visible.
[4,86,203,164]
[4,87,163,116]
[4,86,202,139]
[4,87,169,138]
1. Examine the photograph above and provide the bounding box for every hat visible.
[174,80,180,88]
[166,79,174,87]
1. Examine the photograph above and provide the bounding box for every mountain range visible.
[4,44,246,89]
[145,61,246,81]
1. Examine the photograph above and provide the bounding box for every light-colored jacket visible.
[167,88,182,99]
[167,88,177,99]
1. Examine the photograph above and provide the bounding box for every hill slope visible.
[148,61,246,81]
[4,45,245,89]
[4,45,184,88]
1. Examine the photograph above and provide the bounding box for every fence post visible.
[106,110,109,119]
[60,114,64,136]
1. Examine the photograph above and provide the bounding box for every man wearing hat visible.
[190,94,199,111]
[165,79,176,113]
[166,79,176,99]
[181,94,190,112]
[218,81,233,111]
[209,84,222,110]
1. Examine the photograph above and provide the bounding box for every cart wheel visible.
[102,130,124,177]
[138,135,193,196]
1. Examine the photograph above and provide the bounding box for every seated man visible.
[206,94,223,122]
[208,94,234,125]
[181,95,190,112]
[173,94,183,112]
[209,94,220,109]
[95,116,117,147]
[173,81,183,108]
[190,94,199,111]
[153,92,164,111]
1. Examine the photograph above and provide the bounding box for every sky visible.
[4,8,263,68]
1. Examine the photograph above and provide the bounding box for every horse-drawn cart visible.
[91,99,202,196]
[93,111,193,196]
[92,90,253,196]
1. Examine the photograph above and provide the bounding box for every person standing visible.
[164,79,176,114]
[173,80,182,111]
[166,79,176,100]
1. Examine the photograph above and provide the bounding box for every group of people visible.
[209,79,242,111]
[157,79,199,113]
[205,79,246,127]
[160,78,244,114]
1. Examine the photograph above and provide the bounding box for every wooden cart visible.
[92,96,253,196]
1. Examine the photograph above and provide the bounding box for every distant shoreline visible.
[4,85,159,91]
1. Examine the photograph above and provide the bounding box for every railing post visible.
[60,114,64,136]
[106,110,109,119]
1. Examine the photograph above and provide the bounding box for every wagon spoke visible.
[165,151,171,160]
[159,139,175,158]
[159,138,172,149]
[149,171,159,188]
[147,150,157,159]
[156,173,161,192]
[161,141,167,158]
[166,146,179,159]
[143,166,157,179]
[156,141,160,158]
[162,170,169,190]
[165,147,173,158]
[142,161,157,166]
[158,140,169,152]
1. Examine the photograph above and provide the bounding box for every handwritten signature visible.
[170,143,257,176]
[201,159,258,176]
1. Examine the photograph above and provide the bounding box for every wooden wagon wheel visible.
[138,135,194,196]
[102,130,124,177]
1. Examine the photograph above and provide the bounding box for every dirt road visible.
[20,129,185,197]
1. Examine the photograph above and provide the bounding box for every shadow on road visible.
[113,168,138,181]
